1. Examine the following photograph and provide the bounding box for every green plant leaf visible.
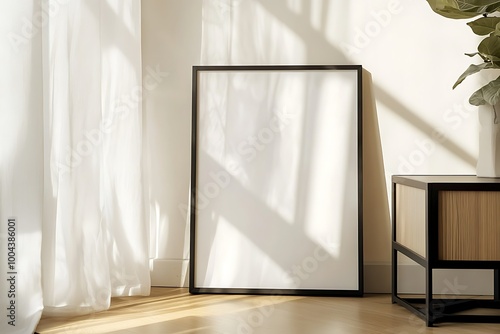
[426,0,500,19]
[469,76,500,105]
[478,35,500,63]
[465,51,490,62]
[467,17,500,35]
[453,62,496,88]
[494,22,500,36]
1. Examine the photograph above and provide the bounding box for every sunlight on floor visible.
[36,288,500,334]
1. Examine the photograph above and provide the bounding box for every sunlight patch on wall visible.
[286,0,302,15]
[149,200,169,259]
[309,0,323,31]
[201,0,306,64]
[104,0,140,37]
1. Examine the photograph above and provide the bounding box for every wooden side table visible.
[392,175,500,326]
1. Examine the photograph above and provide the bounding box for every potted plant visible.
[425,0,500,177]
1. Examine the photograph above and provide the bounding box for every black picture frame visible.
[190,65,363,296]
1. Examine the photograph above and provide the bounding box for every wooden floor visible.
[36,288,500,333]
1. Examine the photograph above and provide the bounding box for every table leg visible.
[426,266,434,327]
[495,269,499,301]
[392,247,398,303]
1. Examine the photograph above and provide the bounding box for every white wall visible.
[142,0,490,293]
[142,0,202,286]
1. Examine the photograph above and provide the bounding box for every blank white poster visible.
[192,66,362,294]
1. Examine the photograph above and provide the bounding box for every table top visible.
[393,175,500,192]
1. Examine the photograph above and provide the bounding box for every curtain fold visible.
[1,0,149,332]
[43,0,150,316]
[0,2,44,333]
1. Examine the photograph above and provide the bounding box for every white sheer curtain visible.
[1,0,149,332]
[0,2,44,333]
[43,0,150,316]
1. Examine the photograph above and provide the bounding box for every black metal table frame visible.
[391,176,500,327]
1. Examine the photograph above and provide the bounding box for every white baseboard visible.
[150,260,495,296]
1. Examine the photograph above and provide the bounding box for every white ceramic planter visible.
[477,103,500,178]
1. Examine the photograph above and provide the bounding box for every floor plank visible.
[35,288,500,333]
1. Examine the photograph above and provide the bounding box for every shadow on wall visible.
[189,0,393,290]
[362,70,392,291]
[373,85,476,171]
[251,0,392,266]
[147,0,477,289]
